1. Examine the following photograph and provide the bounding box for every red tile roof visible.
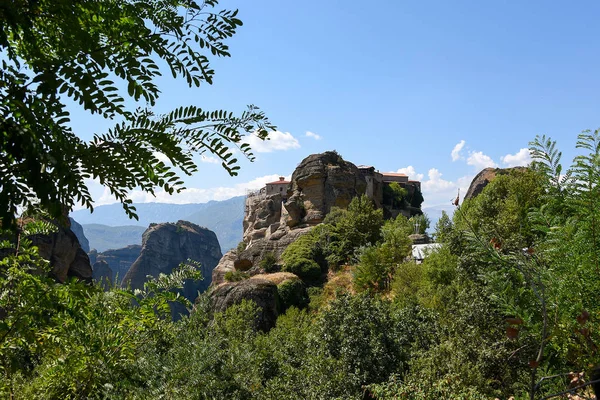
[382,172,407,177]
[266,180,290,185]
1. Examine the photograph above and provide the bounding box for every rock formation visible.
[92,260,113,289]
[286,151,367,226]
[212,151,367,286]
[30,219,93,283]
[464,167,528,201]
[209,277,279,331]
[122,221,222,308]
[69,217,90,253]
[93,245,142,283]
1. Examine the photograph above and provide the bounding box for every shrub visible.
[236,241,247,254]
[277,279,309,312]
[224,270,249,282]
[260,252,278,273]
[282,258,321,282]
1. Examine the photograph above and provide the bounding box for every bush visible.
[236,241,247,254]
[224,270,249,282]
[282,258,321,282]
[277,279,309,312]
[260,252,278,273]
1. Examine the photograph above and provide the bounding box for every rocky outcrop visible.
[94,245,142,283]
[464,167,528,201]
[121,221,222,307]
[213,227,312,286]
[214,151,368,285]
[92,260,113,289]
[30,220,93,283]
[69,218,90,253]
[209,278,279,331]
[286,151,367,226]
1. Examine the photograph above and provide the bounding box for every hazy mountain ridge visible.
[73,197,245,252]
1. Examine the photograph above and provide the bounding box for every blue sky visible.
[77,0,600,211]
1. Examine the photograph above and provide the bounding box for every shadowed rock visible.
[209,278,279,331]
[30,220,92,283]
[92,260,113,290]
[121,221,222,314]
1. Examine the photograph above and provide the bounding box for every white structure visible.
[412,243,442,263]
[265,176,290,197]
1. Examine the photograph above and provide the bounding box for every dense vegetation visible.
[0,0,273,227]
[2,132,600,398]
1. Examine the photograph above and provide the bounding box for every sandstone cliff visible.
[122,221,222,308]
[213,151,367,286]
[30,218,93,283]
[464,167,528,201]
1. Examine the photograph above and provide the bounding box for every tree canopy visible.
[0,0,274,227]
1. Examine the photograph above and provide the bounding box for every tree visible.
[0,0,274,227]
[324,195,384,268]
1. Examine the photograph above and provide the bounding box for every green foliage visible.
[236,240,248,254]
[7,132,600,398]
[456,167,545,250]
[408,213,430,235]
[277,279,309,312]
[0,220,201,398]
[354,216,413,292]
[0,0,274,227]
[314,294,409,386]
[282,258,321,282]
[325,195,384,269]
[434,210,453,242]
[383,182,408,209]
[368,374,489,400]
[259,252,277,273]
[281,225,329,280]
[224,270,249,282]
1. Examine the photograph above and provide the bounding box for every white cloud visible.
[451,140,466,161]
[395,166,424,181]
[242,130,300,153]
[92,174,293,206]
[391,167,472,209]
[467,151,497,170]
[502,148,532,167]
[422,168,456,194]
[200,155,219,164]
[305,131,322,140]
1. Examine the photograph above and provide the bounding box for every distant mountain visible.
[422,204,456,232]
[72,196,245,253]
[184,197,244,253]
[81,224,147,252]
[72,202,211,227]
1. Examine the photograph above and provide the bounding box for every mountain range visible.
[71,196,245,252]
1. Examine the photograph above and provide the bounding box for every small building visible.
[358,165,384,207]
[382,172,409,185]
[412,243,442,263]
[265,176,290,197]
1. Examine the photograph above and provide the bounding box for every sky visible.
[73,0,600,212]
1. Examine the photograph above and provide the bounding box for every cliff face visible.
[122,221,222,305]
[464,167,528,201]
[30,219,93,283]
[69,218,90,253]
[285,151,367,227]
[213,151,367,286]
[92,260,113,289]
[93,245,142,284]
